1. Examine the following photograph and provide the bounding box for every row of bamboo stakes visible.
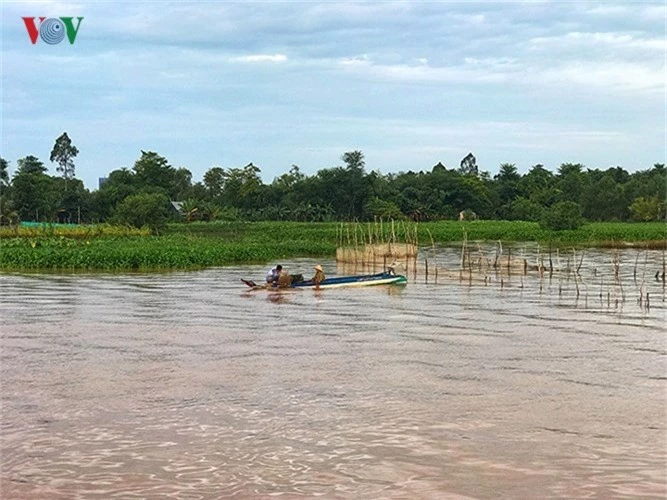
[336,220,666,310]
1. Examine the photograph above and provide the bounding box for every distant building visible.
[170,201,185,218]
[98,177,109,189]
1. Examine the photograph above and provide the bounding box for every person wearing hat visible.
[312,264,326,286]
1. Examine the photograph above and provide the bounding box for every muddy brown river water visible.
[1,250,665,499]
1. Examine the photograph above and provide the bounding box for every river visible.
[1,251,665,499]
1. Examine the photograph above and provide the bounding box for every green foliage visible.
[459,152,478,176]
[16,155,47,175]
[365,197,403,219]
[0,195,18,226]
[1,220,665,270]
[629,196,665,222]
[342,150,365,171]
[3,147,666,229]
[111,192,171,231]
[539,201,584,231]
[50,132,79,180]
[0,157,9,186]
[11,169,58,221]
[506,197,543,222]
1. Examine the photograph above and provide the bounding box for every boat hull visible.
[242,272,407,290]
[294,273,407,289]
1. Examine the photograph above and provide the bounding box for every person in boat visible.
[266,264,282,286]
[312,264,326,285]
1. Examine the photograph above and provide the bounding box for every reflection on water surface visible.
[1,252,665,499]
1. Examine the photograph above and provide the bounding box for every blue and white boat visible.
[241,271,407,290]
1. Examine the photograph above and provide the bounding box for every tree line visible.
[1,133,665,229]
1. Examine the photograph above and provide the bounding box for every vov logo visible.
[22,17,84,45]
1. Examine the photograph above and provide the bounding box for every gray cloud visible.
[2,0,664,187]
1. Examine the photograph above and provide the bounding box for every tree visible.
[203,167,226,198]
[50,132,79,181]
[495,163,520,217]
[459,152,478,176]
[171,167,193,200]
[131,151,190,199]
[12,156,56,221]
[337,151,370,219]
[539,201,584,230]
[222,163,264,210]
[16,155,47,175]
[507,197,543,221]
[12,170,57,221]
[556,163,585,204]
[364,197,404,219]
[133,151,171,188]
[274,165,305,189]
[629,196,664,222]
[179,199,199,222]
[0,157,9,187]
[342,150,365,171]
[111,192,170,232]
[199,201,222,222]
[0,157,10,222]
[518,164,557,207]
[581,174,626,221]
[0,195,18,225]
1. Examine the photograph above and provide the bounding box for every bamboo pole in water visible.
[640,247,648,306]
[433,240,438,282]
[460,231,467,269]
[413,223,418,278]
[494,240,502,269]
[576,247,585,275]
[538,245,544,294]
[403,221,409,271]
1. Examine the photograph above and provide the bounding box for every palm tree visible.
[180,199,199,222]
[200,201,221,222]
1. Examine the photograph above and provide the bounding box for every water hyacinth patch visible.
[0,221,664,271]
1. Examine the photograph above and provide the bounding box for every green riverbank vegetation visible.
[1,142,665,229]
[1,136,665,270]
[0,220,664,270]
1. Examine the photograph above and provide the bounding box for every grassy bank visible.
[416,221,667,246]
[0,235,335,270]
[0,221,664,270]
[166,220,666,246]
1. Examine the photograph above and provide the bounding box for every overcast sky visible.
[1,1,665,189]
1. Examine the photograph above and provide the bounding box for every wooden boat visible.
[241,271,407,290]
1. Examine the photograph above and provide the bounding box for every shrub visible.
[364,197,404,219]
[111,192,171,232]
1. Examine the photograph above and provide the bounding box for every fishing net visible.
[277,272,292,288]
